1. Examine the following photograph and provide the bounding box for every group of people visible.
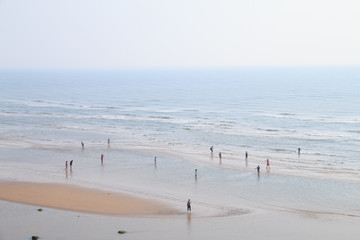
[65,141,109,169]
[256,159,270,174]
[71,140,300,212]
[65,160,73,169]
[212,146,269,172]
[210,146,223,159]
[210,146,301,174]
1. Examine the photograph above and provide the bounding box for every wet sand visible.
[1,199,359,240]
[0,182,177,216]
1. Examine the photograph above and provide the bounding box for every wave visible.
[1,98,81,110]
[257,128,280,132]
[2,111,357,144]
[259,113,360,124]
[280,113,297,116]
[149,116,171,120]
[0,98,123,111]
[305,132,352,140]
[271,148,289,152]
[348,130,360,134]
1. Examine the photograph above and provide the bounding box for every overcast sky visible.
[0,0,359,70]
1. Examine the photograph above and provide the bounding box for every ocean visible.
[0,66,360,218]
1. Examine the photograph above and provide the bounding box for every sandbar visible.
[0,182,177,216]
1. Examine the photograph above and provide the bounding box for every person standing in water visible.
[245,151,248,160]
[81,141,84,149]
[187,199,192,211]
[195,169,198,177]
[256,165,260,173]
[101,154,104,163]
[65,161,68,169]
[108,138,110,144]
[70,160,73,169]
[266,159,270,173]
[210,146,213,153]
[298,148,301,155]
[219,152,222,159]
[154,157,157,165]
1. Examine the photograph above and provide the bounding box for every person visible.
[154,157,157,165]
[65,161,68,169]
[101,154,104,163]
[195,169,198,177]
[210,146,213,153]
[70,160,73,168]
[245,151,248,160]
[256,165,260,173]
[81,141,84,149]
[219,152,222,159]
[266,159,270,168]
[108,138,110,144]
[187,199,191,211]
[298,148,301,155]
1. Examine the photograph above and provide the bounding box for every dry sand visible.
[0,182,177,216]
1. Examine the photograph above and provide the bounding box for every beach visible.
[0,143,359,240]
[0,69,360,239]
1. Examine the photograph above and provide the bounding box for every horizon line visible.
[0,64,359,72]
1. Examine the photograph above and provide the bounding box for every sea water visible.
[0,67,360,217]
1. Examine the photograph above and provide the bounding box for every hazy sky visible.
[1,0,359,69]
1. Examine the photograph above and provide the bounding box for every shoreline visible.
[0,182,178,216]
[1,138,359,184]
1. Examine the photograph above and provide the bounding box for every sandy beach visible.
[0,182,176,216]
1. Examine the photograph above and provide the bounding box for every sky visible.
[0,0,359,70]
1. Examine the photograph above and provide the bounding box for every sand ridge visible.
[0,182,177,216]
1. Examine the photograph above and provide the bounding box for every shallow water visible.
[1,199,359,240]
